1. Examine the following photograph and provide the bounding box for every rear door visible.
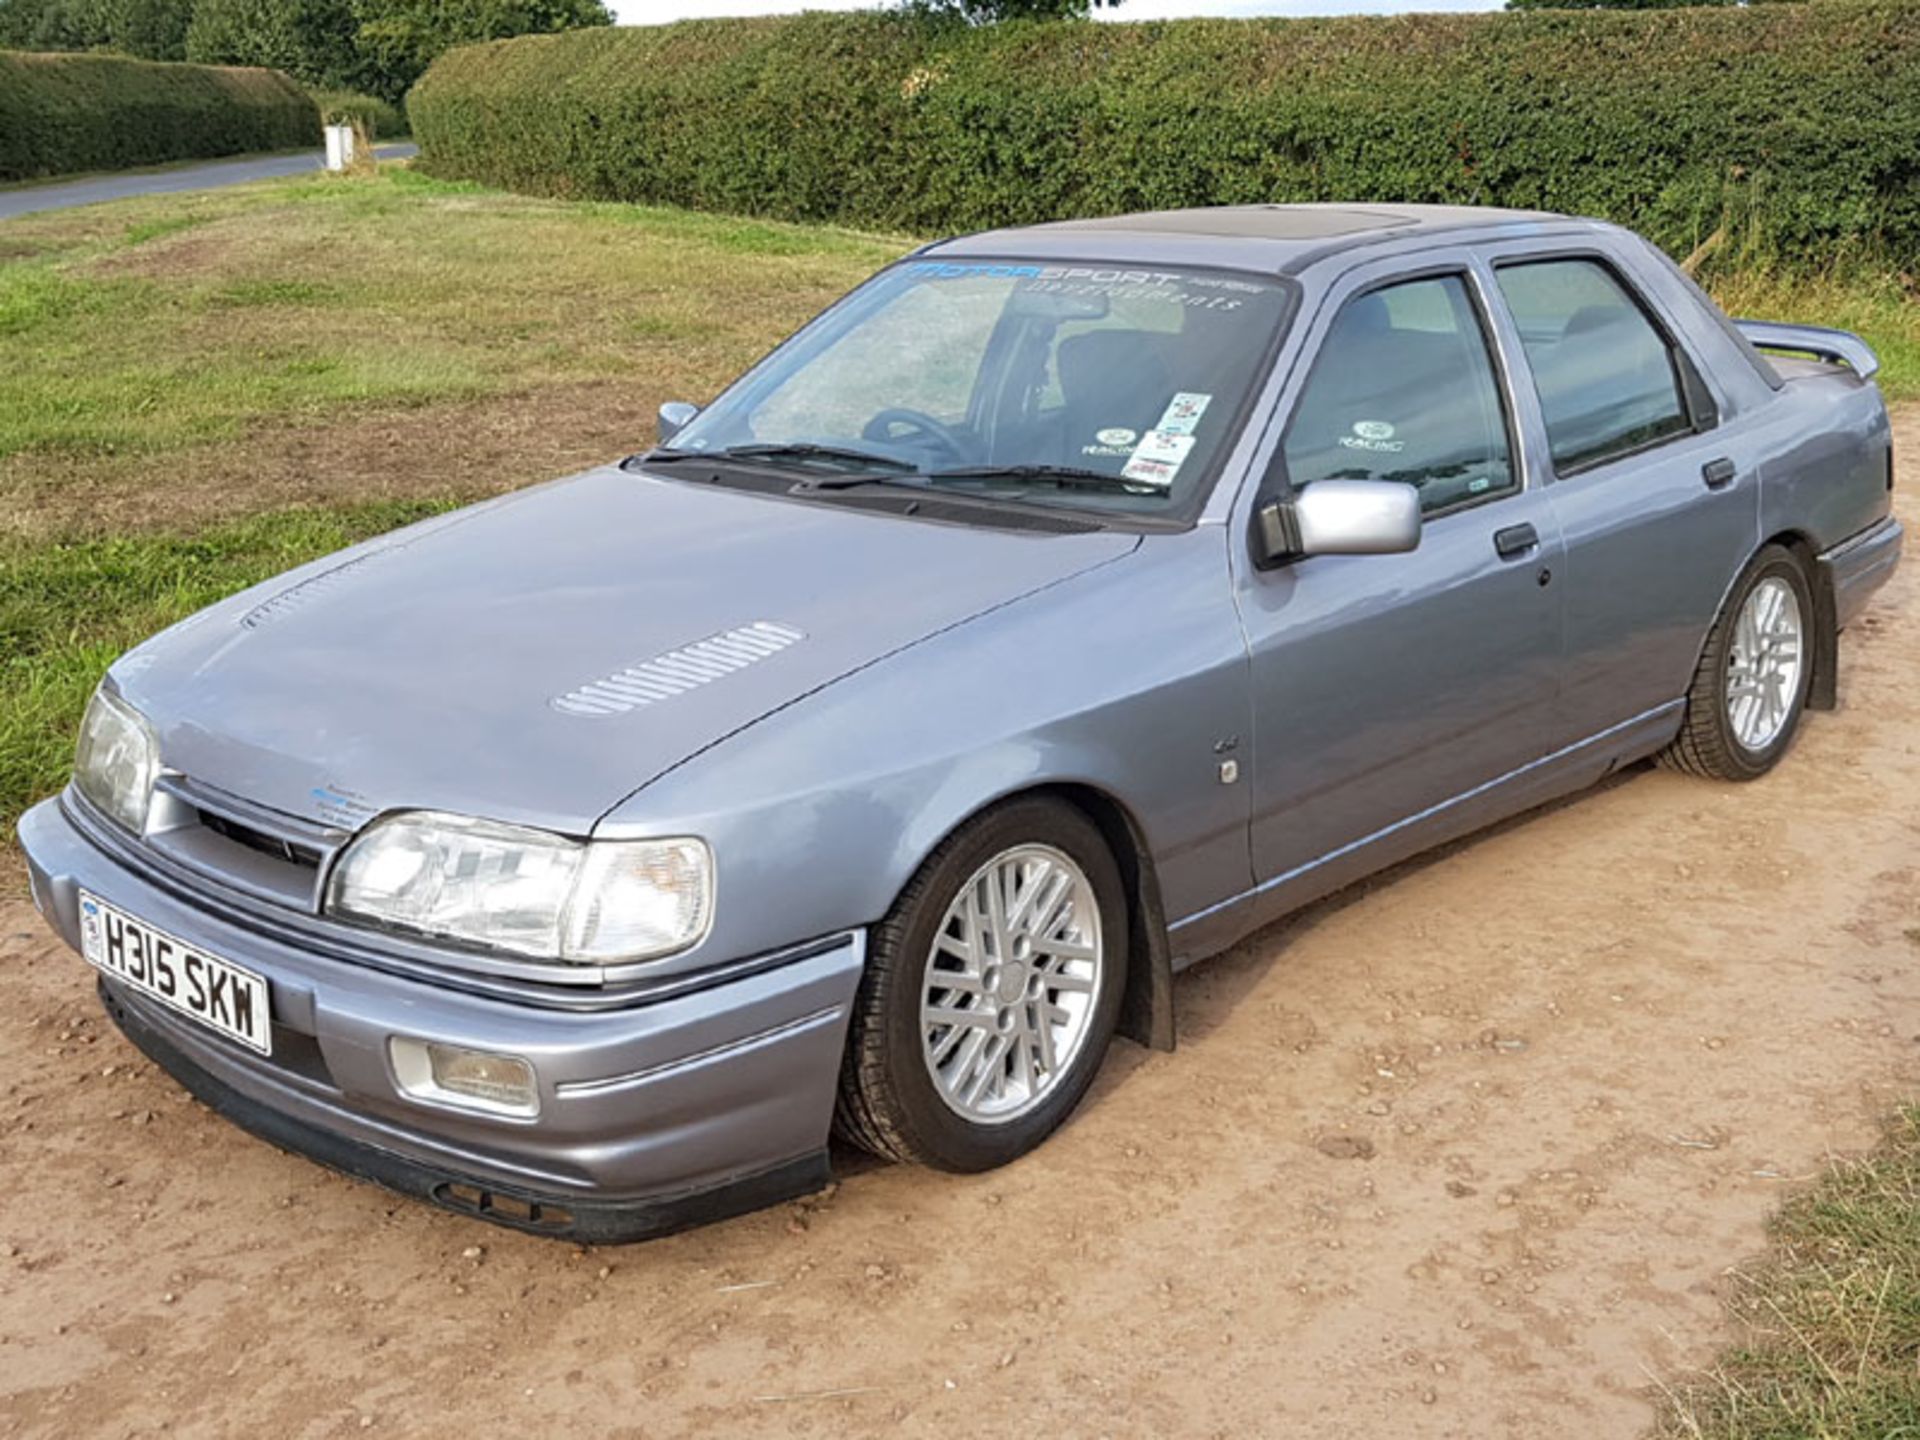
[1236,253,1565,890]
[1480,246,1763,747]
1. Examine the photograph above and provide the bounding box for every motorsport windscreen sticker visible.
[1121,430,1196,487]
[906,261,1266,311]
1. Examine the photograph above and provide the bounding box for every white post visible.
[323,123,355,173]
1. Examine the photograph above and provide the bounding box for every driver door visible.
[1237,259,1565,902]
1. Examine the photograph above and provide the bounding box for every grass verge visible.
[0,166,906,535]
[1653,1109,1920,1438]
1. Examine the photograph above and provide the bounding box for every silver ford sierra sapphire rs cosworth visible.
[18,205,1903,1240]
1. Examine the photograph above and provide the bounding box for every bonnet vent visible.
[551,621,804,718]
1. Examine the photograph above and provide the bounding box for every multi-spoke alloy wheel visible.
[1724,576,1804,752]
[1662,544,1814,783]
[919,844,1103,1125]
[836,797,1126,1171]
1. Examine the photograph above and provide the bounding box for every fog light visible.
[390,1038,538,1119]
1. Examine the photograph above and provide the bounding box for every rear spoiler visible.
[1735,319,1880,381]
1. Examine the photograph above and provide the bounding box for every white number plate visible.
[79,891,272,1055]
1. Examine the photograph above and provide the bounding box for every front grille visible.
[144,774,349,912]
[197,809,322,870]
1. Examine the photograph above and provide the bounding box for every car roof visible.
[922,203,1586,277]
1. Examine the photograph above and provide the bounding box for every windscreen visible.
[668,258,1294,515]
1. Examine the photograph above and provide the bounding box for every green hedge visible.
[409,3,1920,271]
[0,50,318,182]
[310,88,409,140]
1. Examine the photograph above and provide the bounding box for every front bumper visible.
[18,796,864,1242]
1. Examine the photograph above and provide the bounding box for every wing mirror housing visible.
[1253,480,1421,568]
[656,401,700,445]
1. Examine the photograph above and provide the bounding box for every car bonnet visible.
[109,466,1140,835]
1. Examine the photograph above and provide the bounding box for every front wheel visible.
[835,797,1127,1172]
[1660,544,1814,781]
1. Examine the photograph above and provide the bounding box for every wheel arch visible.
[897,780,1178,1055]
[1029,782,1177,1054]
[1686,530,1835,716]
[1761,528,1838,711]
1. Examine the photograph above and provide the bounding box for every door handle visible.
[1702,457,1737,490]
[1493,523,1539,560]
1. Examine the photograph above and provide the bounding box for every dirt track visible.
[2,416,1914,1439]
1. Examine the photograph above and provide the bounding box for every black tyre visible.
[835,796,1128,1172]
[1660,544,1815,781]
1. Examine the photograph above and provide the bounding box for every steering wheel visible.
[861,407,968,464]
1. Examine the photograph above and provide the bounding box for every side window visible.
[1282,274,1515,516]
[1494,258,1691,472]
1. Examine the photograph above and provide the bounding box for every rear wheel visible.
[835,797,1127,1171]
[1660,545,1814,781]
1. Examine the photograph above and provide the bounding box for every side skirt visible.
[1167,702,1684,968]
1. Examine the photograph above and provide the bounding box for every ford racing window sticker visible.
[1081,425,1139,459]
[1340,419,1406,454]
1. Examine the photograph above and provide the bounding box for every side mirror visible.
[1253,479,1421,568]
[656,401,700,445]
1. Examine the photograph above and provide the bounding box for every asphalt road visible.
[0,143,419,221]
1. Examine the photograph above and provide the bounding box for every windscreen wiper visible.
[802,462,1156,496]
[630,442,917,474]
[924,464,1160,495]
[715,442,918,472]
[624,445,704,468]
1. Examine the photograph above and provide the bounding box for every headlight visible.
[326,811,713,964]
[74,686,160,833]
